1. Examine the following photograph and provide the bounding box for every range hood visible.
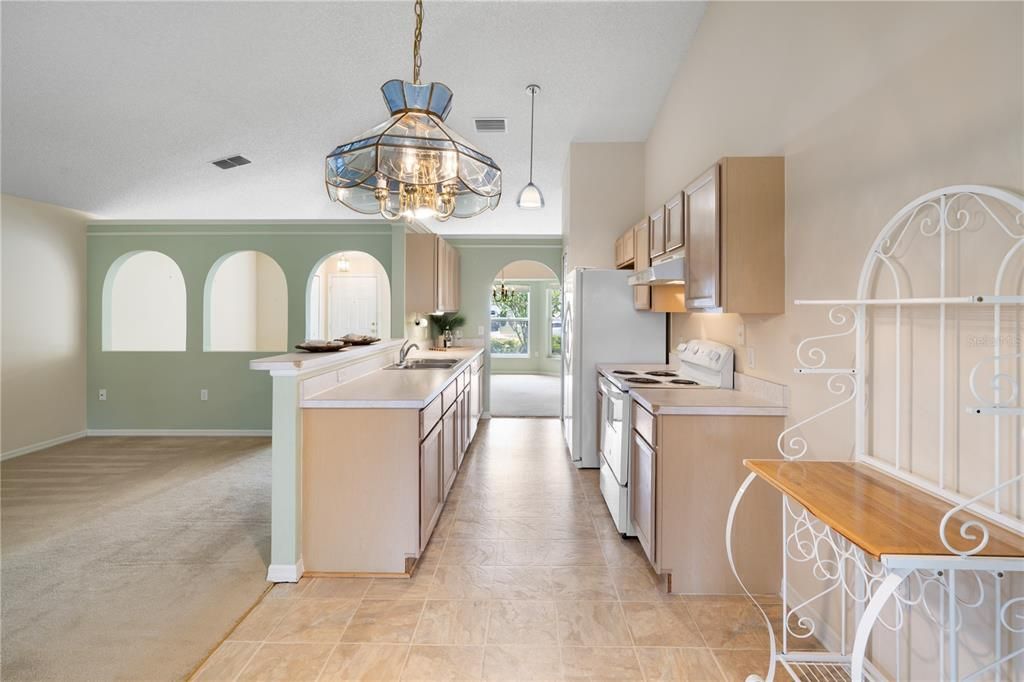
[627,254,686,286]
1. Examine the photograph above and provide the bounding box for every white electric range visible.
[596,339,735,535]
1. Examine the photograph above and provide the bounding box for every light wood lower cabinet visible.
[420,419,444,551]
[631,430,656,563]
[629,402,782,594]
[442,405,457,498]
[469,367,482,440]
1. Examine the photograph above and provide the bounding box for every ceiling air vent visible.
[211,155,252,169]
[474,118,507,134]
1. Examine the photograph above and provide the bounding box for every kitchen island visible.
[301,346,484,576]
[250,342,484,581]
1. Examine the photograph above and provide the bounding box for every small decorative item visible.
[295,340,349,353]
[430,312,464,349]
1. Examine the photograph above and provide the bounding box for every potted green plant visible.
[430,312,465,349]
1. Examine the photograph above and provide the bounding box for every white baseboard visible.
[267,557,304,583]
[86,429,272,437]
[1,430,88,461]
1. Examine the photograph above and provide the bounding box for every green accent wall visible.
[87,222,405,430]
[447,237,563,413]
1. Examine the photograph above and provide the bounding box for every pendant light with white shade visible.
[516,84,545,210]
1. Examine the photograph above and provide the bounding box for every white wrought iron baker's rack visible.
[727,185,1024,681]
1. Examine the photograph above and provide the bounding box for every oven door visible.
[599,376,630,485]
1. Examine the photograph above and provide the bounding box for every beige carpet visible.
[490,373,561,417]
[1,436,272,681]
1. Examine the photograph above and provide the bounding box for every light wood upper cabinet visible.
[649,208,666,260]
[632,218,652,310]
[622,226,635,265]
[406,234,461,314]
[684,164,721,309]
[684,157,785,314]
[664,191,684,254]
[419,420,443,551]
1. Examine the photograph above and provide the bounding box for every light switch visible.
[200,389,209,401]
[736,323,746,346]
[747,347,756,369]
[478,325,484,336]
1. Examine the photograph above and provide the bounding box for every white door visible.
[328,275,378,338]
[308,274,323,339]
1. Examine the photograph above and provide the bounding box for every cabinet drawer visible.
[442,381,459,412]
[633,401,656,447]
[421,394,442,439]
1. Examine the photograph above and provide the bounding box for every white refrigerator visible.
[561,268,666,468]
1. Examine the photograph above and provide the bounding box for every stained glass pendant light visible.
[516,84,544,209]
[325,0,501,221]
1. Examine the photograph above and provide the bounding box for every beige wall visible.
[107,250,186,351]
[1,194,91,456]
[644,1,1022,676]
[208,250,288,352]
[564,141,645,270]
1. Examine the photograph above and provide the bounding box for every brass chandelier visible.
[325,0,502,221]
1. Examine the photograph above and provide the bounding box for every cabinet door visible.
[614,236,623,267]
[684,164,721,309]
[458,392,469,467]
[633,219,652,311]
[442,406,457,496]
[665,191,684,253]
[622,227,635,265]
[649,208,666,259]
[469,369,482,439]
[630,431,656,564]
[420,421,443,551]
[451,244,461,311]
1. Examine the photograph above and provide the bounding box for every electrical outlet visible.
[478,325,485,336]
[98,389,107,401]
[736,322,746,346]
[746,347,756,369]
[200,389,208,401]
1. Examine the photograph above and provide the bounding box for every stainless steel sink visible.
[385,359,460,370]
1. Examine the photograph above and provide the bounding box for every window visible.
[490,286,530,356]
[548,287,562,356]
[205,251,288,351]
[103,251,186,351]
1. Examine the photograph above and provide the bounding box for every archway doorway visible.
[487,260,561,417]
[306,251,391,341]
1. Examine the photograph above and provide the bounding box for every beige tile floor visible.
[194,418,796,681]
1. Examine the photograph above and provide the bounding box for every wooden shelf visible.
[745,460,1024,560]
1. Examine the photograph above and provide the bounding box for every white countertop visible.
[250,339,405,374]
[301,347,484,409]
[630,387,788,416]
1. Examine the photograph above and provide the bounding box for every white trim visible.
[89,218,393,226]
[88,230,391,237]
[1,430,87,460]
[86,429,272,437]
[266,557,304,583]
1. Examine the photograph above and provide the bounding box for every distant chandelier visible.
[325,0,501,222]
[492,269,512,304]
[516,84,544,209]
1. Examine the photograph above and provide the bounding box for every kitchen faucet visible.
[398,339,419,367]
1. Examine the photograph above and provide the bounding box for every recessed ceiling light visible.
[211,155,251,169]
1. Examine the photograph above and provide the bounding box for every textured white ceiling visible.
[1,1,705,235]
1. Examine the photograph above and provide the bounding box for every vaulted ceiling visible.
[1,1,705,235]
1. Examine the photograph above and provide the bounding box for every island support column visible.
[266,373,303,582]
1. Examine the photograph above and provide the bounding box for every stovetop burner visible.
[669,379,698,385]
[645,370,678,377]
[625,377,661,384]
[613,370,638,375]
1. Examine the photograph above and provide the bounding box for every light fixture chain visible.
[529,87,535,181]
[413,0,423,84]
